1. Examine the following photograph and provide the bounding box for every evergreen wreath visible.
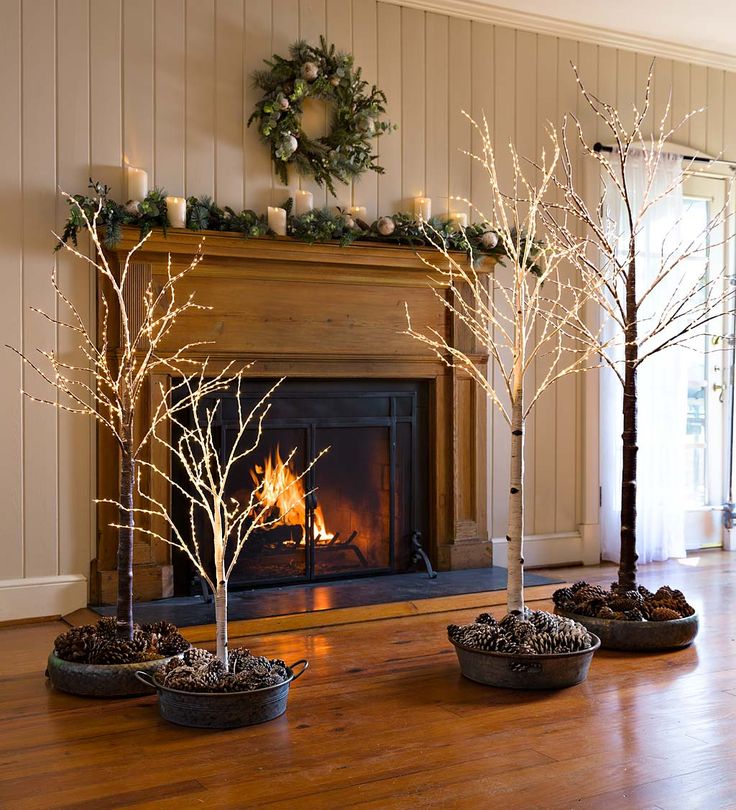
[248,37,395,195]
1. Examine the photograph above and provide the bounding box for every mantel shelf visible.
[104,226,496,277]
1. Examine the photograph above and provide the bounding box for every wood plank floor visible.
[1,553,735,809]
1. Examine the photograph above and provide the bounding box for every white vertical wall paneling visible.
[400,7,426,210]
[653,57,673,136]
[616,49,636,133]
[447,17,471,220]
[154,0,186,196]
[326,0,353,207]
[724,72,736,157]
[243,0,273,211]
[298,0,328,209]
[532,32,558,537]
[0,0,23,580]
[595,46,618,145]
[490,26,515,542]
[515,29,537,535]
[424,13,448,213]
[122,0,154,187]
[351,0,379,220]
[185,0,216,197]
[215,0,245,209]
[21,0,59,578]
[56,0,92,577]
[671,59,691,146]
[689,64,707,154]
[469,21,493,221]
[270,0,299,203]
[554,37,579,534]
[469,19,494,533]
[376,2,401,215]
[89,0,123,192]
[707,69,725,159]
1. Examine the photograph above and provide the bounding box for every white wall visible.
[2,0,735,618]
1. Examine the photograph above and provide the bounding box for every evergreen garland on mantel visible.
[58,180,543,273]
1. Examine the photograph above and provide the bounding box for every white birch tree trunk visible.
[213,511,228,668]
[506,393,525,615]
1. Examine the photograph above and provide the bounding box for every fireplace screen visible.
[171,380,427,589]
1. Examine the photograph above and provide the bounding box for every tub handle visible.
[135,670,157,689]
[289,659,309,681]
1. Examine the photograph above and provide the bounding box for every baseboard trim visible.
[0,575,88,622]
[491,530,599,569]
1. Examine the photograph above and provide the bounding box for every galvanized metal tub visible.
[450,635,600,690]
[555,608,699,651]
[136,659,308,729]
[46,652,179,698]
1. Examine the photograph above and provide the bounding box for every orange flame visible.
[249,445,333,544]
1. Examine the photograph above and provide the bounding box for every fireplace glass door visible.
[172,380,427,589]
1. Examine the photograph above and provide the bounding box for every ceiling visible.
[396,0,736,71]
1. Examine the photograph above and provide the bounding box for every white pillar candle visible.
[166,196,187,228]
[126,166,148,201]
[268,206,287,236]
[294,190,314,215]
[449,212,468,229]
[414,197,432,221]
[349,206,367,221]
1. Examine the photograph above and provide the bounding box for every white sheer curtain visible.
[600,149,688,564]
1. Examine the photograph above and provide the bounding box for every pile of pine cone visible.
[552,581,696,622]
[53,618,190,665]
[448,610,594,655]
[156,647,289,693]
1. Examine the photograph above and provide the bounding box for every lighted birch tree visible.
[8,191,208,640]
[542,67,734,591]
[110,366,327,667]
[405,121,606,615]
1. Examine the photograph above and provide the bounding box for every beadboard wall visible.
[2,0,735,619]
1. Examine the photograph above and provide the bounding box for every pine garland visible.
[58,180,543,274]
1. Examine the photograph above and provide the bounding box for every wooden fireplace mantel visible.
[93,227,492,603]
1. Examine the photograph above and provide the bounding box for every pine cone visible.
[183,647,213,667]
[598,606,616,619]
[54,625,96,662]
[650,606,682,621]
[552,587,575,608]
[573,584,608,605]
[141,620,179,637]
[623,608,645,622]
[163,664,199,691]
[475,612,498,626]
[158,632,190,657]
[609,597,640,612]
[637,585,655,600]
[96,616,119,638]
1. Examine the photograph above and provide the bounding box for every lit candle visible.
[449,212,468,229]
[166,196,187,228]
[349,206,367,221]
[268,206,287,236]
[126,166,148,201]
[294,190,313,216]
[414,197,432,221]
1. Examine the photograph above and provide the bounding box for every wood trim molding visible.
[384,0,736,73]
[0,575,87,622]
[491,529,600,569]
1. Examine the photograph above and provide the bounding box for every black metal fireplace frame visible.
[173,380,427,591]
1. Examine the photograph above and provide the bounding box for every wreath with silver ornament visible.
[248,37,395,195]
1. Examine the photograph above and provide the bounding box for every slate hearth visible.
[92,568,562,628]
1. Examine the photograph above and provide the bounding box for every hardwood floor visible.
[1,553,735,809]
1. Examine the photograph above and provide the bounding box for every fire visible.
[249,445,333,544]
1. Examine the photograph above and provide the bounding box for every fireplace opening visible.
[170,379,429,592]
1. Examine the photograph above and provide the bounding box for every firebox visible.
[171,379,429,591]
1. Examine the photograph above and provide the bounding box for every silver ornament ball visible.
[377,216,395,236]
[480,230,499,250]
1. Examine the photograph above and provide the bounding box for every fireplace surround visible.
[93,229,492,603]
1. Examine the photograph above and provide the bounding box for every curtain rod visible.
[592,141,736,167]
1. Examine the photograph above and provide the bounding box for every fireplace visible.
[171,379,428,591]
[94,230,491,604]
